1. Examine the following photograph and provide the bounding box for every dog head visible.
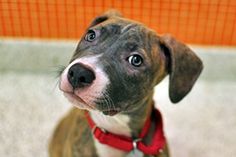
[59,10,203,115]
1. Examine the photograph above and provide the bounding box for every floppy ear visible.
[160,35,203,103]
[89,10,122,27]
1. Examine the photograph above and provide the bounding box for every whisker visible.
[55,65,66,78]
[105,92,115,110]
[50,65,65,93]
[92,91,111,112]
[102,93,111,112]
[52,79,60,92]
[102,91,116,112]
[83,91,116,115]
[82,95,97,110]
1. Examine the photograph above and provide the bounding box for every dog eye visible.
[128,54,143,67]
[84,30,96,42]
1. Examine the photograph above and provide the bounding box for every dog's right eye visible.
[128,54,143,67]
[84,30,96,42]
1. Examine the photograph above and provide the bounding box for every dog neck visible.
[89,93,157,157]
[89,95,154,138]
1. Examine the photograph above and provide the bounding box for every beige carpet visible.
[0,72,235,157]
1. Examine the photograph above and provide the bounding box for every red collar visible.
[85,108,166,155]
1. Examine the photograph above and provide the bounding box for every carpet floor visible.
[0,72,235,157]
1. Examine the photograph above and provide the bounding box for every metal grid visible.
[0,0,235,45]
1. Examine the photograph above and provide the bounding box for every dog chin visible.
[102,110,119,116]
[63,92,94,111]
[101,108,121,116]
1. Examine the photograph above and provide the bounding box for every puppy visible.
[49,10,203,157]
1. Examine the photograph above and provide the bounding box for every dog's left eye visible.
[84,30,96,42]
[128,54,143,67]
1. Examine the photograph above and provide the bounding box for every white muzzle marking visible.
[59,55,110,110]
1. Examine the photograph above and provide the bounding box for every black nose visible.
[67,63,96,89]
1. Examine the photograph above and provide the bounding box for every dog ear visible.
[103,9,123,18]
[160,34,203,103]
[89,10,122,27]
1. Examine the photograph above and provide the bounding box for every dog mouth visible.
[102,108,121,116]
[62,91,120,115]
[63,91,121,116]
[63,92,96,110]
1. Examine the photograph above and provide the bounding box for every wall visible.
[0,0,236,45]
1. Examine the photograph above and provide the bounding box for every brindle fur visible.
[49,10,203,157]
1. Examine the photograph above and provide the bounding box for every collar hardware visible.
[132,138,142,150]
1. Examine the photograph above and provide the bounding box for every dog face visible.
[59,11,203,115]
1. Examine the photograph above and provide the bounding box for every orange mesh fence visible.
[0,0,235,45]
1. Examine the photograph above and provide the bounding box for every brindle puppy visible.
[49,10,203,157]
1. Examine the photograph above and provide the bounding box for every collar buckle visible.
[132,138,142,150]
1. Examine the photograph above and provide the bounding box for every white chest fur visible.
[90,111,131,137]
[90,111,142,157]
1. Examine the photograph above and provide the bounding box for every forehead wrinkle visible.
[118,26,144,45]
[121,23,136,33]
